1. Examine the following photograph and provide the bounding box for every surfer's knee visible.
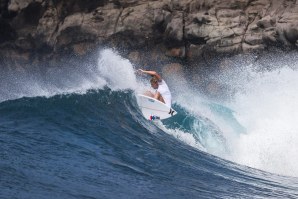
[154,92,160,99]
[144,91,154,98]
[154,92,165,104]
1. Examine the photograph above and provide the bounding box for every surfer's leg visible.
[144,91,154,98]
[154,92,165,104]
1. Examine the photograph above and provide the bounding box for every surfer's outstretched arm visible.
[138,69,162,81]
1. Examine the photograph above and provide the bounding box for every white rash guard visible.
[157,79,172,108]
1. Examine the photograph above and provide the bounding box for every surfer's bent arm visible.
[138,69,162,81]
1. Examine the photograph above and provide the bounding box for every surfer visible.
[138,69,172,107]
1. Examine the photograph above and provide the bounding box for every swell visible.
[1,89,298,198]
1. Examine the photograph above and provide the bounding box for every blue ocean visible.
[1,49,298,198]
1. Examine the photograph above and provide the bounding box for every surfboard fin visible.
[168,109,175,116]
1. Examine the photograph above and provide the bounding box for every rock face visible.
[1,0,298,68]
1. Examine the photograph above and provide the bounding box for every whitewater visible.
[1,49,298,198]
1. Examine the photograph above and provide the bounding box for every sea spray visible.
[97,49,138,90]
[227,67,298,177]
[0,49,137,102]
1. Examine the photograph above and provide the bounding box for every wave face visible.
[1,49,298,198]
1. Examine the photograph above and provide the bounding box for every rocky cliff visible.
[1,0,298,69]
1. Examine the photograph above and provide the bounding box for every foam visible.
[227,67,298,177]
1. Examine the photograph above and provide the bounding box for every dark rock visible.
[0,19,17,43]
[284,23,298,44]
[0,0,298,68]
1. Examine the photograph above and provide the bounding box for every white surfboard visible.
[137,94,177,120]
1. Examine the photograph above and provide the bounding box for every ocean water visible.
[1,49,298,198]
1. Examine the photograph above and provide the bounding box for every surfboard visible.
[137,94,177,121]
